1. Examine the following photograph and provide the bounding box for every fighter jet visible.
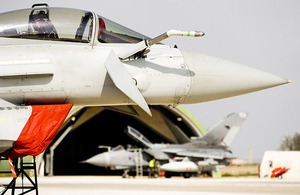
[83,113,247,178]
[81,145,150,178]
[0,4,289,159]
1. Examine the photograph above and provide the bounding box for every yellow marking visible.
[0,116,12,124]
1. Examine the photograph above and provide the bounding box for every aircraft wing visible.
[176,151,225,160]
[162,148,185,154]
[163,148,227,160]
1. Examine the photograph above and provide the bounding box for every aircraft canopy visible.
[0,7,150,44]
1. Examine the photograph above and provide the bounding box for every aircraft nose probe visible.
[118,30,205,60]
[148,30,205,46]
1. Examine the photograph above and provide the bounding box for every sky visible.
[0,0,299,162]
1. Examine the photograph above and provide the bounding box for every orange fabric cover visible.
[271,167,287,177]
[3,104,73,159]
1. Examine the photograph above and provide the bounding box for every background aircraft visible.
[82,145,149,178]
[83,113,247,178]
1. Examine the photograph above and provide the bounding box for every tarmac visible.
[1,176,300,195]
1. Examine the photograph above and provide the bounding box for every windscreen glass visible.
[97,15,150,43]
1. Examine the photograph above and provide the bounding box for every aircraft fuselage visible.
[0,38,190,106]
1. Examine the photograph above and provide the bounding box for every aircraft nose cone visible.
[181,51,290,103]
[84,152,110,167]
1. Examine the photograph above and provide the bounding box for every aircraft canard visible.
[0,4,290,158]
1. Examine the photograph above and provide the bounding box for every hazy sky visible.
[1,0,299,162]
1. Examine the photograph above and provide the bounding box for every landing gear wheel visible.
[165,172,172,178]
[183,172,191,179]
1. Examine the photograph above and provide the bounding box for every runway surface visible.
[1,176,300,195]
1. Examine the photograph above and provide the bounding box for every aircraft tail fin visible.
[199,113,247,147]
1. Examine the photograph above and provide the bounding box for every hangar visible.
[39,105,206,176]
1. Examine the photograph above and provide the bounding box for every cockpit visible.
[0,4,150,44]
